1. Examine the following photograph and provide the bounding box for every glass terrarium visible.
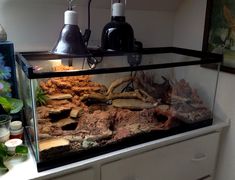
[16,48,222,171]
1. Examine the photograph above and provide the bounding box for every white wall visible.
[0,0,174,52]
[173,0,216,107]
[173,0,207,50]
[173,0,235,180]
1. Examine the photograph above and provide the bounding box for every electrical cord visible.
[83,0,92,45]
[88,0,91,31]
[84,0,104,69]
[121,71,137,92]
[65,0,101,69]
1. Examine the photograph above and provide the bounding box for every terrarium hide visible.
[16,49,221,171]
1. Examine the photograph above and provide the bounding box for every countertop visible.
[0,118,229,180]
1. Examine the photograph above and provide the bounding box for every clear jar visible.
[0,115,12,142]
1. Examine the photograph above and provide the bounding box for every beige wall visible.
[0,0,174,52]
[173,1,235,179]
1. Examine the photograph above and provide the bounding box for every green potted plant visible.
[0,49,23,114]
[0,96,28,173]
[0,53,28,173]
[0,96,29,173]
[0,143,28,173]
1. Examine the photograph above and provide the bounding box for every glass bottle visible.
[0,115,12,142]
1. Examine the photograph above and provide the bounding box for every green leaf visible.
[0,143,8,172]
[0,157,8,172]
[0,143,28,173]
[0,96,23,114]
[15,145,28,155]
[36,87,48,106]
[5,97,23,114]
[0,96,12,114]
[0,143,8,159]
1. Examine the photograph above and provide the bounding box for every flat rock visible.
[70,108,83,118]
[48,107,72,121]
[39,138,70,152]
[48,94,73,100]
[112,99,158,110]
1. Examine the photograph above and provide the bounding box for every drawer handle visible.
[191,153,207,162]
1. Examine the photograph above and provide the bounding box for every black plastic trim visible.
[16,47,223,79]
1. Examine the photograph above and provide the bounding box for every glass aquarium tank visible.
[16,47,222,171]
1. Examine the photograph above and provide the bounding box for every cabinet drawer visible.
[101,132,220,180]
[52,168,94,180]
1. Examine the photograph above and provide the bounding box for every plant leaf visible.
[36,87,48,106]
[0,157,8,172]
[0,143,8,159]
[5,97,23,114]
[15,145,28,155]
[0,96,12,114]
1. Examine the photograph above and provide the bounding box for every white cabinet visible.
[52,168,94,180]
[101,132,220,180]
[43,132,220,180]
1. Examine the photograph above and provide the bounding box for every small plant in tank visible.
[36,85,48,106]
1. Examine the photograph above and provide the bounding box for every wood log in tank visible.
[112,99,158,110]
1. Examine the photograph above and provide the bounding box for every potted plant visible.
[0,55,28,173]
